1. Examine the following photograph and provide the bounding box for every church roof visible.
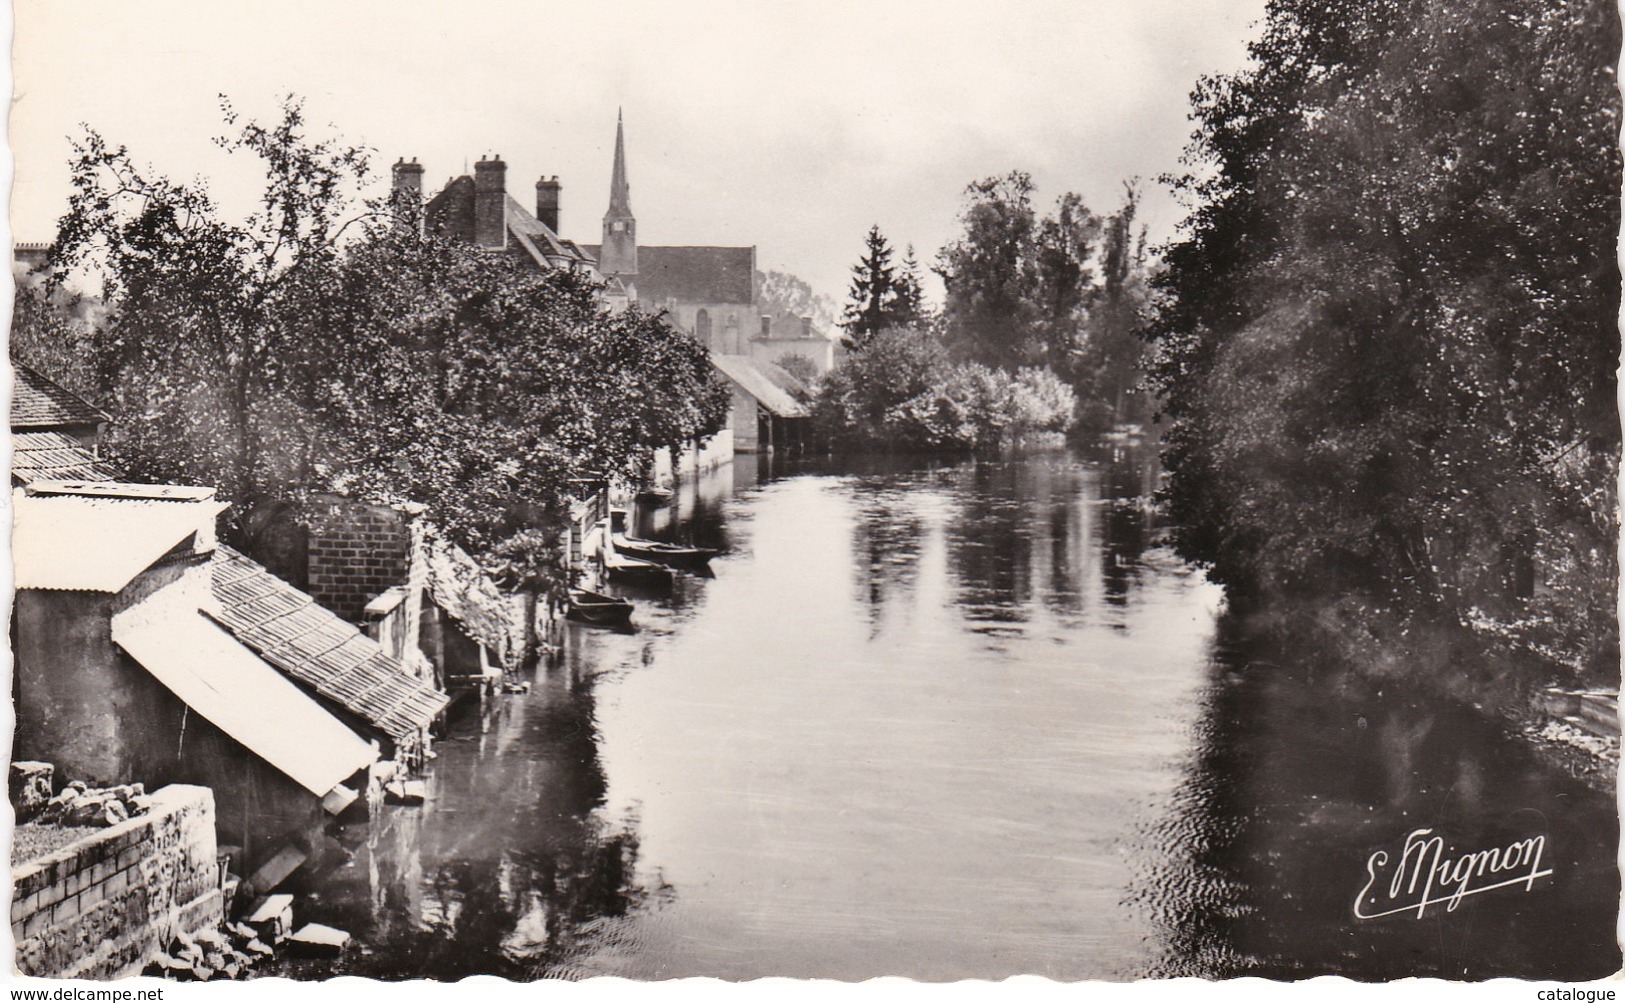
[584,244,756,306]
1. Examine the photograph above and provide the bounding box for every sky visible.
[10,0,1269,304]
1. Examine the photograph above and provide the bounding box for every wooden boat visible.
[603,549,674,587]
[635,485,675,505]
[566,589,634,627]
[611,532,719,569]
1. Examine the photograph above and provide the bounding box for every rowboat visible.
[566,589,634,627]
[635,486,675,505]
[611,533,719,569]
[603,549,674,587]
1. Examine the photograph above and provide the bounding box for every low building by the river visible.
[305,497,524,691]
[11,479,444,879]
[710,354,812,453]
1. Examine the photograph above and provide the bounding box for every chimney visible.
[760,315,772,339]
[801,316,813,339]
[474,154,507,248]
[535,176,562,233]
[391,157,424,231]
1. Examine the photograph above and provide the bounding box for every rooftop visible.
[710,355,811,418]
[13,489,227,592]
[423,529,518,668]
[584,245,757,306]
[11,432,119,486]
[11,364,110,430]
[209,546,450,740]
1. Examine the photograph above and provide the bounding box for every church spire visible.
[608,107,632,216]
[600,108,638,278]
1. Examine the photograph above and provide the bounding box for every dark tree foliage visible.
[1149,0,1621,685]
[32,96,728,595]
[841,225,905,347]
[893,244,928,330]
[935,172,1101,373]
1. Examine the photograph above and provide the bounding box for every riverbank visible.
[1219,597,1619,796]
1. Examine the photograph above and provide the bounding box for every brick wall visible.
[11,785,222,979]
[307,500,414,623]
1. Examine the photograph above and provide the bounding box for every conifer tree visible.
[841,225,900,348]
[894,244,927,329]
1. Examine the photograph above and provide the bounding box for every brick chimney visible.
[760,315,772,339]
[474,155,507,248]
[801,316,813,339]
[391,157,424,231]
[535,176,562,233]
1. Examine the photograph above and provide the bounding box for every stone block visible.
[287,923,350,957]
[10,762,55,823]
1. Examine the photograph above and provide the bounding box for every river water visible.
[280,449,1619,981]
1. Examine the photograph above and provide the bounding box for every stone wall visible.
[12,785,222,980]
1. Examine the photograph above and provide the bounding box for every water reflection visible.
[1136,624,1620,980]
[280,446,1616,981]
[278,656,662,980]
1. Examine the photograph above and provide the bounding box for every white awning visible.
[113,608,378,797]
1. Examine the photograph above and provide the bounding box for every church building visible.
[584,112,761,355]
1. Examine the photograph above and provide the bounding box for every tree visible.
[893,244,928,329]
[39,95,729,596]
[1148,0,1620,686]
[840,225,902,347]
[935,172,1100,372]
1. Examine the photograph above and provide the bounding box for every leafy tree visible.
[35,95,728,596]
[1149,0,1620,687]
[841,225,904,347]
[813,327,1074,451]
[935,172,1101,373]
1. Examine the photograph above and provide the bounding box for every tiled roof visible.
[12,364,110,429]
[504,196,593,268]
[584,245,756,306]
[11,431,118,485]
[710,355,811,418]
[424,529,518,667]
[209,546,449,739]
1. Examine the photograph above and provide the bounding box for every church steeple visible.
[600,109,637,278]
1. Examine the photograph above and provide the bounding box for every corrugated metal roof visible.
[11,364,110,429]
[13,491,228,592]
[710,355,811,418]
[11,432,119,485]
[209,546,448,738]
[423,530,517,667]
[114,603,377,798]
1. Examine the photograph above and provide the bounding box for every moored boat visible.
[610,533,719,569]
[567,588,634,627]
[603,549,674,587]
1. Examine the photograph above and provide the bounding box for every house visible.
[709,355,812,454]
[12,481,369,872]
[393,154,602,278]
[11,363,118,485]
[746,315,836,378]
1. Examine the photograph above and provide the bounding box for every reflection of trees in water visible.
[1129,618,1620,980]
[847,484,926,629]
[290,661,667,981]
[946,462,1035,628]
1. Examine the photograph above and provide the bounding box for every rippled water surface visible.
[282,450,1618,981]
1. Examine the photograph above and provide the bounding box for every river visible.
[278,448,1619,981]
